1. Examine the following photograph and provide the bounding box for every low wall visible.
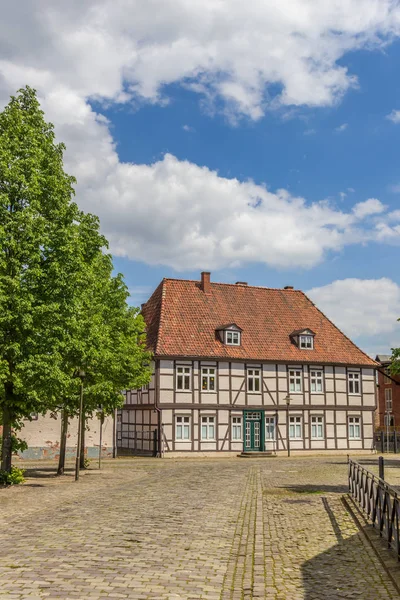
[13,412,115,461]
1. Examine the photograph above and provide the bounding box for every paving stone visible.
[0,457,399,598]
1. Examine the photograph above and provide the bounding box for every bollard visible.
[381,432,384,454]
[379,456,385,480]
[395,432,398,455]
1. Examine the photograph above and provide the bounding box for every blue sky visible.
[1,1,400,355]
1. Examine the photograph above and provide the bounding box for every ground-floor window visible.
[311,415,324,439]
[232,416,242,441]
[348,416,361,440]
[289,416,302,439]
[201,416,216,440]
[176,415,190,440]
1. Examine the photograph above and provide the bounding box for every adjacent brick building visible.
[375,355,400,430]
[118,272,378,456]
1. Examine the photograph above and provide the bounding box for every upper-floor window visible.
[248,368,261,392]
[384,368,391,385]
[348,371,360,395]
[176,415,190,440]
[385,388,393,411]
[289,369,302,393]
[201,416,216,440]
[202,367,216,391]
[310,370,323,393]
[176,366,191,391]
[300,335,313,349]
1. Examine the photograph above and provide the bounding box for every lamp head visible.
[285,394,291,406]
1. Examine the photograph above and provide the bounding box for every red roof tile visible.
[142,278,376,366]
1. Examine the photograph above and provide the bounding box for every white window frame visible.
[175,415,191,441]
[247,368,261,393]
[201,367,216,392]
[176,365,191,391]
[348,416,361,440]
[348,371,360,395]
[225,330,241,346]
[300,335,314,349]
[310,369,323,393]
[385,388,393,412]
[289,368,303,393]
[384,368,392,385]
[201,416,216,440]
[289,416,302,439]
[232,416,243,441]
[311,415,324,439]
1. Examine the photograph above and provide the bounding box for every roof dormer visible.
[216,323,242,346]
[290,328,315,350]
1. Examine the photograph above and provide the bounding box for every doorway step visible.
[238,451,276,458]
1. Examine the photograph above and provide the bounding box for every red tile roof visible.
[141,277,376,366]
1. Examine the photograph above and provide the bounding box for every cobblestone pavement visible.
[0,456,399,599]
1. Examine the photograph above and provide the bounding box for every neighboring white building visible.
[118,272,377,456]
[15,412,115,460]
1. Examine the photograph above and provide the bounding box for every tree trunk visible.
[79,409,86,469]
[1,387,14,472]
[57,409,69,475]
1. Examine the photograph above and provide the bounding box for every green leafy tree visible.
[56,248,151,474]
[0,86,83,471]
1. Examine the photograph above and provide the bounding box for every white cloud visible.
[307,278,400,354]
[352,198,386,219]
[387,109,400,123]
[335,123,348,132]
[182,124,195,132]
[0,2,400,270]
[389,183,400,193]
[1,1,400,120]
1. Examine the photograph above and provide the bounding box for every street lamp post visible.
[75,369,86,482]
[285,394,291,458]
[98,405,104,470]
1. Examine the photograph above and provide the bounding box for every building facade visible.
[375,355,400,430]
[117,273,377,456]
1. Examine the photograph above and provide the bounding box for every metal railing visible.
[348,457,400,560]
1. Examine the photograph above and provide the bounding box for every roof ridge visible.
[299,290,378,366]
[164,278,299,292]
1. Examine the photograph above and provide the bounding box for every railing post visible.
[395,432,398,454]
[381,431,385,454]
[379,456,385,481]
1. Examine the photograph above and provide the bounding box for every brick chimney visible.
[201,271,211,294]
[284,285,294,290]
[235,281,248,286]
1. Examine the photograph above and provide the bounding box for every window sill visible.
[348,393,361,396]
[200,439,216,442]
[311,438,324,441]
[175,390,192,393]
[175,440,191,443]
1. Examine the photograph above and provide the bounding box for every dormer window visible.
[290,328,315,350]
[300,335,313,349]
[216,323,242,346]
[226,331,240,345]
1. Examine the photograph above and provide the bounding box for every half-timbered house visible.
[117,272,377,456]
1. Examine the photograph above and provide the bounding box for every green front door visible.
[244,411,263,451]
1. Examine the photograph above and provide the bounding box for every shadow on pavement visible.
[302,498,400,599]
[281,483,349,494]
